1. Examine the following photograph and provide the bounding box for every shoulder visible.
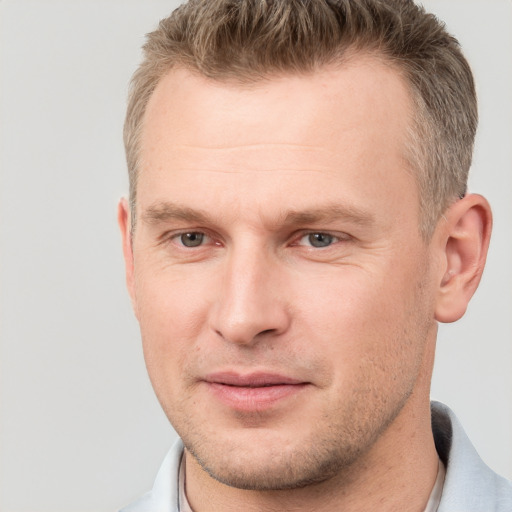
[432,401,512,512]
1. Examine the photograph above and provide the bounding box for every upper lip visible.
[204,372,305,387]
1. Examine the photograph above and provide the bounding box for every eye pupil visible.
[308,233,333,248]
[181,232,204,247]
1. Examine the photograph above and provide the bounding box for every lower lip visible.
[206,382,308,411]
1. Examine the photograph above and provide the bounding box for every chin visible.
[183,429,364,491]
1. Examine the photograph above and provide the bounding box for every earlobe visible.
[434,194,492,323]
[117,198,137,313]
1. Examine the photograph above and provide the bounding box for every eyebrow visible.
[141,201,375,228]
[142,203,211,225]
[281,205,375,227]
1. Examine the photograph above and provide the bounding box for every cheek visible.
[296,266,404,337]
[294,262,430,379]
[133,267,213,387]
[135,259,212,330]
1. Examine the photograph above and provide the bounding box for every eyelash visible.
[167,231,216,248]
[295,232,342,248]
[164,230,347,250]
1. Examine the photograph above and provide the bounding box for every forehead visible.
[137,57,419,227]
[142,55,413,152]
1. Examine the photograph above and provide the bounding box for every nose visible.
[209,245,291,346]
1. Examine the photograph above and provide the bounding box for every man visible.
[118,0,512,510]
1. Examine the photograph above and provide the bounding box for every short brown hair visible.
[124,0,477,238]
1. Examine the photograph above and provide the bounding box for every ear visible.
[117,198,137,313]
[434,194,492,323]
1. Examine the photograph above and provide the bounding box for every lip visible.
[203,372,309,411]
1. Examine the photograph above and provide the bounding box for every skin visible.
[119,56,492,511]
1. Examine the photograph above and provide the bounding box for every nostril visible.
[214,327,277,344]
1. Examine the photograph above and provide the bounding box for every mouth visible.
[203,372,309,411]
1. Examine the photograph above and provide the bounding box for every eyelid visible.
[160,229,216,247]
[158,228,350,249]
[292,230,349,247]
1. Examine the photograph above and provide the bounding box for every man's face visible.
[125,57,439,489]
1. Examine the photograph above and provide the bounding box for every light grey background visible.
[0,1,511,510]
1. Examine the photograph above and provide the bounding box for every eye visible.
[299,232,338,248]
[176,232,207,247]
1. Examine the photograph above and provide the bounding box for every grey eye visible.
[180,232,205,247]
[307,233,335,248]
